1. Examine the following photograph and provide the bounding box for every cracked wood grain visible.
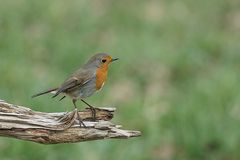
[0,99,141,144]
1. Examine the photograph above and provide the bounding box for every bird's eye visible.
[101,59,107,63]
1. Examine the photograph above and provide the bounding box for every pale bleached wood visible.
[0,99,141,144]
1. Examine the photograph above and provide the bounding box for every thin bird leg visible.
[72,99,86,127]
[81,99,96,121]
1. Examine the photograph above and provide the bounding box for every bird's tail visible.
[32,87,58,98]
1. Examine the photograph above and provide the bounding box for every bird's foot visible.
[89,107,97,121]
[74,109,86,128]
[80,99,98,121]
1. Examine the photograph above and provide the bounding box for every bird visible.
[32,53,118,126]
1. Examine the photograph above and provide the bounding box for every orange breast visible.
[96,66,108,90]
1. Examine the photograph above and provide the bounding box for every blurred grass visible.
[0,0,240,159]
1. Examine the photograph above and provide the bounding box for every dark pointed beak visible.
[111,58,119,62]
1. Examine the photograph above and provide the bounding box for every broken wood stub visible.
[0,100,141,144]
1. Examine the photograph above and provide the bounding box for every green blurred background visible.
[0,0,240,159]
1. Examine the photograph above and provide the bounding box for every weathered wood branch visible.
[0,99,141,144]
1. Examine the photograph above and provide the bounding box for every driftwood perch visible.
[0,99,141,144]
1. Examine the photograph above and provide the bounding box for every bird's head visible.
[86,53,118,68]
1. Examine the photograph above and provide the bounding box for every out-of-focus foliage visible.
[0,0,240,159]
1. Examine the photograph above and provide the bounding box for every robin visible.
[32,53,118,126]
